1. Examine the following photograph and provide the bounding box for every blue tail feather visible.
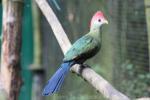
[54,72,65,92]
[42,62,74,96]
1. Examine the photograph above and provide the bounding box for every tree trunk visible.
[0,0,23,99]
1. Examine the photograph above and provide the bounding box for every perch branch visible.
[35,0,150,100]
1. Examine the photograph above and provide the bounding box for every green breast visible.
[63,34,101,62]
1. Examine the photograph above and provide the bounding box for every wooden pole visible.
[30,0,44,100]
[0,0,23,99]
[144,0,150,71]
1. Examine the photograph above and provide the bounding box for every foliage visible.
[119,60,150,98]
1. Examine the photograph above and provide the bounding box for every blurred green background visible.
[0,0,150,100]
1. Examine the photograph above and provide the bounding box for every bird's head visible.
[90,11,108,30]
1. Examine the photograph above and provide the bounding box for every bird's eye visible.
[98,19,101,22]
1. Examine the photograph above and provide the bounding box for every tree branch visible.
[35,0,71,54]
[35,0,149,100]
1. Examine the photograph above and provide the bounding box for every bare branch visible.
[136,98,150,100]
[71,64,130,100]
[35,0,71,54]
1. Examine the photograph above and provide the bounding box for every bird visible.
[42,11,108,96]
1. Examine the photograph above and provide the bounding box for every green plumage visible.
[63,30,101,62]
